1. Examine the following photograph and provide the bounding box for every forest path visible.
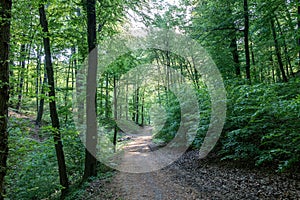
[89,126,300,200]
[92,126,200,199]
[112,126,199,199]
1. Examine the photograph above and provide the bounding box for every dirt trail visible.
[90,127,300,200]
[109,126,200,200]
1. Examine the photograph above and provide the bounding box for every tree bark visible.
[141,91,145,126]
[36,65,47,126]
[113,75,117,152]
[83,0,98,180]
[125,79,128,120]
[36,48,41,112]
[39,4,69,197]
[191,56,200,89]
[270,17,288,82]
[16,44,26,111]
[250,41,257,81]
[99,77,104,117]
[230,36,241,77]
[275,16,293,77]
[0,0,12,198]
[105,72,109,119]
[244,0,251,83]
[64,59,72,124]
[135,87,139,125]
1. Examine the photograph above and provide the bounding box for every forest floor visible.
[86,126,300,200]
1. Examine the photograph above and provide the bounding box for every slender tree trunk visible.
[0,0,12,198]
[157,63,162,105]
[39,4,69,197]
[141,91,144,126]
[268,50,276,83]
[132,95,136,122]
[260,65,263,83]
[125,79,128,120]
[16,44,26,111]
[105,72,109,119]
[113,75,117,152]
[166,49,170,91]
[270,17,288,82]
[25,43,32,95]
[74,46,85,126]
[135,87,139,125]
[55,61,58,88]
[270,53,276,83]
[83,0,98,180]
[227,6,241,78]
[250,41,257,81]
[191,56,200,89]
[71,48,75,90]
[275,16,293,77]
[36,66,47,126]
[36,48,41,112]
[99,78,103,117]
[64,60,72,124]
[35,50,47,126]
[230,36,241,77]
[180,61,183,84]
[9,59,14,96]
[244,0,251,83]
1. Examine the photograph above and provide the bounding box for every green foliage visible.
[7,117,85,199]
[219,80,300,171]
[152,90,181,143]
[192,87,211,149]
[152,84,208,148]
[7,118,58,199]
[186,79,300,172]
[5,1,300,199]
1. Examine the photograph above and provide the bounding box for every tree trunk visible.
[191,56,200,89]
[25,43,32,95]
[36,48,41,112]
[250,41,257,81]
[135,87,139,125]
[270,17,288,82]
[244,0,251,83]
[39,4,69,197]
[270,53,276,83]
[275,16,293,77]
[16,44,26,111]
[230,36,241,77]
[71,47,75,90]
[113,75,117,152]
[141,91,144,126]
[105,72,109,119]
[125,79,128,120]
[64,59,72,124]
[99,77,103,117]
[74,46,85,127]
[36,65,47,126]
[0,0,12,198]
[83,0,98,180]
[9,58,14,96]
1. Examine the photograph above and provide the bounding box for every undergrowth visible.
[153,79,300,172]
